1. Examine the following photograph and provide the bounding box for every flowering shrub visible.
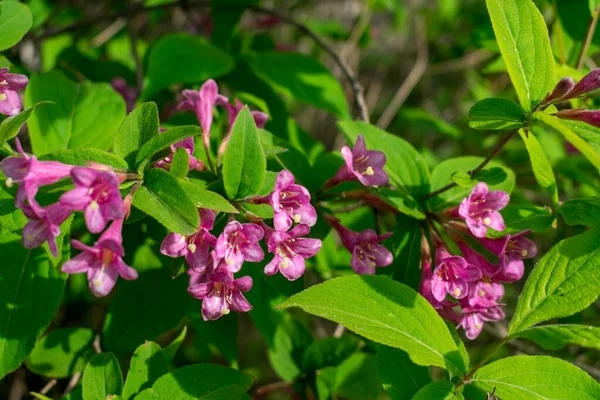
[1,0,600,399]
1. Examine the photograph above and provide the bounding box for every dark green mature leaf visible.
[468,98,526,130]
[103,269,194,356]
[39,148,128,170]
[24,71,126,155]
[375,187,426,220]
[512,324,600,351]
[190,312,239,366]
[26,328,95,378]
[0,183,27,232]
[558,197,600,227]
[451,168,508,189]
[0,102,51,144]
[245,52,350,119]
[143,34,234,99]
[139,364,253,399]
[122,342,168,400]
[520,128,559,204]
[0,0,32,51]
[223,107,266,199]
[330,353,383,400]
[280,275,467,376]
[162,326,187,363]
[337,121,430,199]
[489,203,555,237]
[114,103,159,169]
[377,345,431,400]
[179,180,238,213]
[132,168,199,235]
[135,125,201,172]
[380,215,422,290]
[82,353,123,400]
[486,0,555,110]
[471,355,600,399]
[413,381,462,400]
[0,230,67,379]
[268,316,313,381]
[509,229,600,335]
[302,336,361,371]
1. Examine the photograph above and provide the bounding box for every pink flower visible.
[327,134,388,188]
[264,224,322,281]
[458,243,502,278]
[60,167,125,233]
[419,261,461,323]
[160,209,217,273]
[458,183,509,238]
[215,221,264,272]
[553,109,600,128]
[111,77,137,113]
[153,129,205,172]
[431,246,482,301]
[253,170,317,232]
[458,305,505,340]
[62,218,138,296]
[188,257,252,321]
[22,203,72,257]
[479,230,536,283]
[562,69,600,99]
[177,79,219,138]
[0,67,29,116]
[543,77,576,104]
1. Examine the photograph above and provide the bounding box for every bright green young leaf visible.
[24,71,126,155]
[223,107,266,199]
[179,180,238,214]
[508,228,600,335]
[512,324,600,351]
[279,275,468,376]
[143,34,234,99]
[122,342,168,400]
[412,380,462,400]
[0,102,51,144]
[162,326,187,363]
[245,52,350,119]
[114,102,159,169]
[374,187,426,220]
[0,230,67,379]
[26,328,95,378]
[468,98,526,130]
[135,125,201,172]
[520,128,559,204]
[337,121,430,199]
[39,148,128,170]
[302,336,361,372]
[485,0,556,110]
[377,345,431,400]
[132,168,199,235]
[0,1,32,51]
[82,353,123,400]
[169,147,189,179]
[558,197,600,227]
[560,119,600,150]
[471,355,600,399]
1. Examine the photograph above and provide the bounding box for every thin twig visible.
[62,372,82,397]
[90,18,127,48]
[333,324,346,338]
[577,3,600,70]
[377,16,428,129]
[40,379,57,395]
[254,380,292,398]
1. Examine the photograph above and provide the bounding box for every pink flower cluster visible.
[0,67,28,116]
[421,183,537,339]
[0,141,137,296]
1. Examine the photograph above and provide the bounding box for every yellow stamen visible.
[5,177,13,188]
[521,249,528,257]
[453,288,461,296]
[293,214,302,223]
[483,217,491,225]
[280,258,289,269]
[89,201,99,210]
[222,308,230,315]
[0,93,6,101]
[187,243,197,253]
[364,166,374,176]
[478,290,485,297]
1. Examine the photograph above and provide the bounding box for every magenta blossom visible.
[458,305,505,340]
[22,203,72,257]
[465,280,504,308]
[553,109,600,128]
[160,209,217,273]
[458,183,509,238]
[458,243,502,278]
[215,221,264,272]
[420,262,461,323]
[177,79,219,138]
[327,134,388,188]
[563,69,600,99]
[479,230,536,282]
[154,129,205,172]
[264,224,322,281]
[431,247,482,301]
[60,167,125,233]
[253,170,317,232]
[0,67,29,116]
[111,77,137,113]
[188,259,252,321]
[62,219,137,296]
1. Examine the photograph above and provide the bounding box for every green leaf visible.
[279,275,467,376]
[143,34,234,99]
[223,107,266,199]
[0,0,32,51]
[122,342,168,400]
[533,111,600,174]
[132,168,199,235]
[302,336,361,371]
[451,167,508,189]
[558,197,600,227]
[337,121,430,199]
[520,128,559,204]
[26,328,95,378]
[374,187,426,220]
[468,98,526,130]
[0,102,51,144]
[24,71,126,155]
[508,228,600,335]
[512,324,600,351]
[179,180,238,214]
[377,345,431,400]
[162,326,187,363]
[245,52,350,119]
[471,355,600,399]
[489,203,554,237]
[329,353,383,400]
[140,364,253,399]
[0,230,67,379]
[170,147,189,179]
[82,353,123,400]
[413,381,462,400]
[0,184,27,232]
[103,269,194,356]
[485,0,556,110]
[114,103,159,169]
[189,313,239,367]
[39,148,128,170]
[268,316,313,381]
[380,215,422,290]
[135,125,201,172]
